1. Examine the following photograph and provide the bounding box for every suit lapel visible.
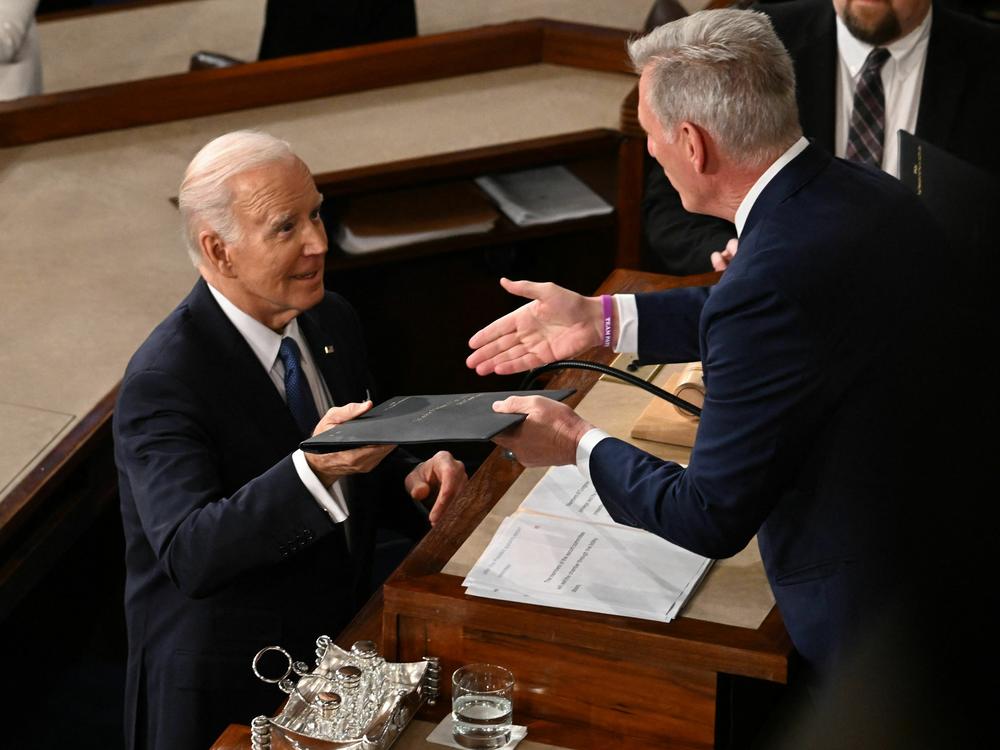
[299,310,355,408]
[187,279,302,445]
[298,301,375,554]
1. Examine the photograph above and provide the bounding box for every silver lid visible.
[350,640,379,659]
[335,664,363,688]
[316,691,342,716]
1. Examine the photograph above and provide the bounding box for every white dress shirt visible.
[835,8,932,177]
[207,283,350,523]
[575,137,811,480]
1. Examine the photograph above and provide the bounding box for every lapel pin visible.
[323,345,335,355]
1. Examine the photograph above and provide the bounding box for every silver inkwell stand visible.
[249,635,440,749]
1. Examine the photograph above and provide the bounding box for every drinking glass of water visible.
[451,663,515,748]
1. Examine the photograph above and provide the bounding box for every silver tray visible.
[250,636,440,750]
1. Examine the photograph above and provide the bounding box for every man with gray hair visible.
[467,9,946,678]
[114,130,466,750]
[643,0,1000,275]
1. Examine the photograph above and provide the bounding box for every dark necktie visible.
[845,47,891,168]
[278,337,320,437]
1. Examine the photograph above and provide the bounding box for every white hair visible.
[628,9,802,167]
[178,130,298,266]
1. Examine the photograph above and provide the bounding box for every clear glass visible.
[451,664,515,749]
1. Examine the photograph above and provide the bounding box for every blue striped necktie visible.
[278,337,320,437]
[845,47,891,168]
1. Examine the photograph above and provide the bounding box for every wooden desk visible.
[211,269,792,750]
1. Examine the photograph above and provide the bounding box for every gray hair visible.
[178,130,298,266]
[628,9,801,167]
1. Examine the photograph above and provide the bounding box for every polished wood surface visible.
[0,19,633,147]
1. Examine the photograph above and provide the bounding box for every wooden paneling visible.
[313,129,622,198]
[0,386,119,620]
[383,573,788,684]
[402,617,718,749]
[540,20,633,73]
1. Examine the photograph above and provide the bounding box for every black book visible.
[300,389,575,453]
[897,130,1000,264]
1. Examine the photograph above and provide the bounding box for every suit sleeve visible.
[642,157,738,276]
[116,367,340,598]
[592,276,826,559]
[634,286,708,364]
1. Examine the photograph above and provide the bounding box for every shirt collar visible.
[734,137,809,236]
[206,282,305,372]
[836,6,932,79]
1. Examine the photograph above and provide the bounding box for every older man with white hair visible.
[114,130,466,750]
[468,9,950,679]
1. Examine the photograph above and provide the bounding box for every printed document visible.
[463,466,711,622]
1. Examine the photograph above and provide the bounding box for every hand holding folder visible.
[300,389,575,453]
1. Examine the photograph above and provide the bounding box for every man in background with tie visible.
[642,0,1000,274]
[113,130,466,750]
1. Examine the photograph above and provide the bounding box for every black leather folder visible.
[898,130,1000,263]
[300,389,575,453]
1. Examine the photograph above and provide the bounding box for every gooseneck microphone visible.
[519,359,702,418]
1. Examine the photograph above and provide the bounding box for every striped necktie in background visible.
[845,47,891,168]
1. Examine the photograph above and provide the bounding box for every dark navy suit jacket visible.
[114,279,428,750]
[591,144,949,672]
[643,0,1000,275]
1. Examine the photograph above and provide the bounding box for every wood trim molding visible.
[1,19,634,148]
[311,128,622,196]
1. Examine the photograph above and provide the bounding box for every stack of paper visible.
[463,466,711,622]
[474,166,613,227]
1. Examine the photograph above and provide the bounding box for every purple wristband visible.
[601,294,613,348]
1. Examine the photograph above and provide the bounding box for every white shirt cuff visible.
[576,428,612,483]
[292,449,350,523]
[614,295,639,353]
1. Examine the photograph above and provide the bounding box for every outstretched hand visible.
[466,278,606,376]
[404,451,468,525]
